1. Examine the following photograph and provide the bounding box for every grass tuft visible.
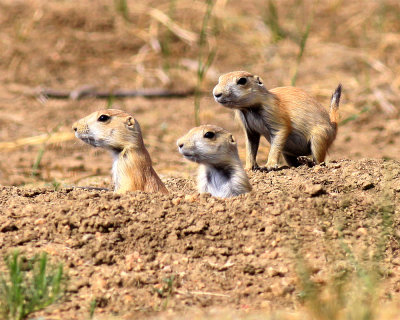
[153,275,176,310]
[296,179,396,320]
[0,251,66,320]
[31,148,45,177]
[296,248,380,320]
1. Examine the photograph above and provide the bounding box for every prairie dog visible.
[72,109,168,194]
[213,71,342,170]
[177,125,251,198]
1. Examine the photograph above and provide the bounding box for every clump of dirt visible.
[1,159,399,319]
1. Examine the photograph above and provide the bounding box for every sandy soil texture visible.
[1,159,400,319]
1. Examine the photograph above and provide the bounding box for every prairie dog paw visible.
[246,164,260,171]
[297,156,316,167]
[265,162,279,171]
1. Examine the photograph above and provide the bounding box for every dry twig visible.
[27,87,195,100]
[148,8,198,44]
[175,290,230,298]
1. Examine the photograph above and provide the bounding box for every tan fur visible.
[213,71,342,170]
[177,125,251,198]
[72,109,168,194]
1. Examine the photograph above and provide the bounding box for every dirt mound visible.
[1,159,399,319]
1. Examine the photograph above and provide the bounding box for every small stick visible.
[175,290,230,298]
[70,186,110,191]
[29,87,196,100]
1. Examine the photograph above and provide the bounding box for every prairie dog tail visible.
[329,83,342,127]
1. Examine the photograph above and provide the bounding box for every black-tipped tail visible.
[329,83,342,125]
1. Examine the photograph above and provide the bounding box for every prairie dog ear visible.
[126,116,136,130]
[229,134,236,144]
[254,75,264,86]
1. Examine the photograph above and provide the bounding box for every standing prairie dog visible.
[72,109,168,194]
[213,71,342,170]
[177,125,251,198]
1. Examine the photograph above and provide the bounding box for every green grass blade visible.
[291,22,311,86]
[0,251,65,320]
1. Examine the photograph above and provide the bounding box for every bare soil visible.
[1,0,400,319]
[1,159,400,319]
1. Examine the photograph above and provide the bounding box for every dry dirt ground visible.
[1,0,400,319]
[1,159,400,319]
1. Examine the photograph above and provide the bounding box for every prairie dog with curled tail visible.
[177,125,251,198]
[213,71,342,170]
[72,109,168,194]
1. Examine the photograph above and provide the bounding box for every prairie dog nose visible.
[213,86,222,96]
[72,122,78,132]
[212,86,222,97]
[177,139,184,149]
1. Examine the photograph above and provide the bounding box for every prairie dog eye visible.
[98,114,110,122]
[237,77,247,85]
[203,131,215,139]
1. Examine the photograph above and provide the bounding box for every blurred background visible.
[0,0,399,187]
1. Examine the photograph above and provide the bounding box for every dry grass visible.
[0,132,74,151]
[1,0,399,150]
[1,0,399,115]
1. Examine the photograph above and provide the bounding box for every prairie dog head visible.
[213,71,269,108]
[72,109,143,153]
[177,125,238,166]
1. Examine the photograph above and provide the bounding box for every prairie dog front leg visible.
[244,128,261,170]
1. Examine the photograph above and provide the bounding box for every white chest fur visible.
[111,152,121,191]
[197,164,249,198]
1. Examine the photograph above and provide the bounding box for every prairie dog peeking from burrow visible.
[177,125,251,198]
[72,109,168,194]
